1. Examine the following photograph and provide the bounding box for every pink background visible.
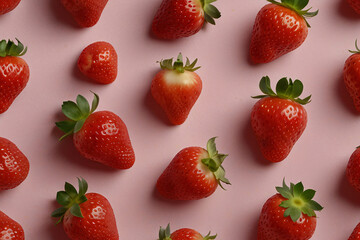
[0,0,360,239]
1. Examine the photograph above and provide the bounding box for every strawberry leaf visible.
[0,39,27,57]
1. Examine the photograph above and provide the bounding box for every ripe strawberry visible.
[344,40,360,112]
[250,0,318,63]
[347,0,360,14]
[349,223,360,240]
[0,210,24,239]
[52,178,119,240]
[151,53,202,125]
[158,224,216,240]
[156,137,230,200]
[60,0,108,28]
[0,39,29,114]
[0,0,21,15]
[151,0,221,40]
[78,41,118,84]
[251,76,311,162]
[346,147,360,192]
[55,93,135,169]
[257,180,323,240]
[0,137,29,190]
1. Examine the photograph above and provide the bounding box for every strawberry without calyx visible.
[251,76,311,162]
[52,178,119,240]
[346,147,360,192]
[156,137,230,200]
[250,0,318,63]
[344,40,360,112]
[0,210,24,239]
[151,53,202,125]
[0,0,21,15]
[349,223,360,240]
[347,0,360,14]
[152,0,221,40]
[158,224,216,240]
[55,93,135,169]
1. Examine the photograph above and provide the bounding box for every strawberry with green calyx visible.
[344,40,360,112]
[251,76,310,162]
[159,224,217,240]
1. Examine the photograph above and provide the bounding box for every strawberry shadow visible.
[244,213,259,240]
[45,200,69,240]
[337,0,360,20]
[335,73,360,116]
[337,168,360,206]
[49,0,80,28]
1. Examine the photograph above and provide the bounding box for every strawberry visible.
[0,0,21,15]
[60,0,108,28]
[156,137,230,200]
[0,39,29,114]
[349,223,360,240]
[344,40,360,112]
[251,76,311,162]
[158,224,216,240]
[0,137,29,190]
[151,53,202,125]
[78,41,118,84]
[250,0,318,64]
[0,210,24,239]
[55,93,135,169]
[257,180,323,240]
[151,0,221,40]
[347,0,360,14]
[346,147,360,192]
[52,178,119,240]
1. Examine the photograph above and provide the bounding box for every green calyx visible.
[349,39,360,54]
[252,76,311,105]
[55,92,99,140]
[267,0,318,27]
[51,178,89,224]
[201,137,231,190]
[158,224,172,240]
[200,0,221,25]
[203,232,217,240]
[276,179,323,222]
[159,53,201,73]
[0,38,27,57]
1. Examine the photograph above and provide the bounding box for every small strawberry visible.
[251,76,311,162]
[156,137,230,200]
[344,40,360,112]
[151,53,202,125]
[55,93,135,169]
[0,39,29,114]
[52,178,119,240]
[257,180,323,240]
[348,223,360,240]
[151,0,221,40]
[250,0,318,63]
[158,224,216,240]
[0,210,24,239]
[0,0,21,15]
[78,41,118,84]
[60,0,108,28]
[346,147,360,192]
[347,0,360,14]
[0,137,29,190]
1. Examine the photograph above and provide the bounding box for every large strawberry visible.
[347,0,360,14]
[158,224,216,240]
[156,137,230,200]
[0,39,29,114]
[250,0,318,63]
[0,210,24,239]
[0,137,29,190]
[0,0,21,15]
[257,180,323,240]
[344,40,360,112]
[349,223,360,240]
[60,0,108,28]
[55,93,135,169]
[251,76,311,162]
[52,178,119,240]
[151,53,202,125]
[346,147,360,192]
[151,0,221,40]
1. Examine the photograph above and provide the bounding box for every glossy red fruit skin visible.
[0,56,29,114]
[152,0,204,40]
[171,228,203,240]
[250,4,308,64]
[73,111,135,169]
[349,223,360,240]
[0,137,29,190]
[347,0,360,14]
[251,97,307,162]
[346,148,360,191]
[0,0,21,15]
[78,41,118,84]
[60,0,108,27]
[63,193,119,240]
[344,53,360,112]
[156,147,217,200]
[0,211,25,239]
[257,194,316,240]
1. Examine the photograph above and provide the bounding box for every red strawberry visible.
[344,40,360,112]
[0,137,29,190]
[52,178,119,240]
[250,0,318,63]
[60,0,108,28]
[0,210,24,239]
[0,0,21,15]
[349,223,360,240]
[251,76,311,162]
[257,180,323,240]
[151,53,202,125]
[347,0,360,14]
[55,93,135,169]
[0,39,29,114]
[158,224,216,240]
[156,137,230,200]
[346,147,360,191]
[151,0,221,40]
[78,41,118,84]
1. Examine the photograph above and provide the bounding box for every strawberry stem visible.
[349,39,360,54]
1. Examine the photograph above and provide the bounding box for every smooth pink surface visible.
[0,0,360,239]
